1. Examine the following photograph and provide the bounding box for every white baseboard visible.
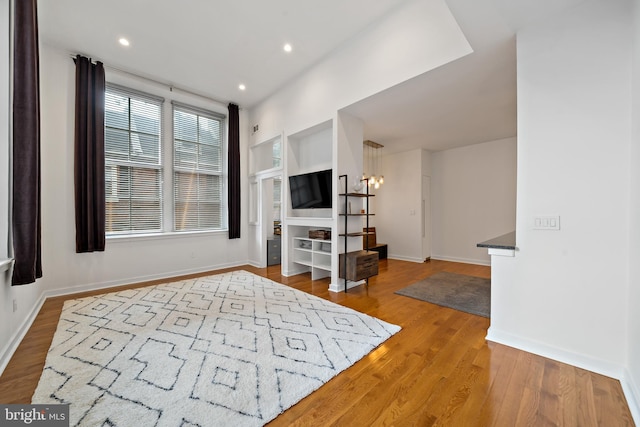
[246,261,262,269]
[281,265,309,278]
[0,293,46,377]
[486,327,624,381]
[44,261,248,299]
[430,254,490,266]
[621,368,640,426]
[388,254,491,266]
[328,279,365,293]
[388,254,425,263]
[0,260,251,377]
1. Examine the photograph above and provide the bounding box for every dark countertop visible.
[477,231,516,250]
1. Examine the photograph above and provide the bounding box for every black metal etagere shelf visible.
[338,175,378,292]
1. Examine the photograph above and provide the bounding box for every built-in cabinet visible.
[267,238,281,266]
[292,237,332,276]
[250,113,367,292]
[250,135,282,175]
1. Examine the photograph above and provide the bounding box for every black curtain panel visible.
[228,103,240,239]
[12,0,42,286]
[74,55,106,253]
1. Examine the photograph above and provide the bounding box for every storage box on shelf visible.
[309,229,331,240]
[339,250,378,281]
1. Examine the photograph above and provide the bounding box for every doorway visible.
[262,176,282,266]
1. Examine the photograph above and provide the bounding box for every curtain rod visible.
[69,54,236,108]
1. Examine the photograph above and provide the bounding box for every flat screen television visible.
[289,169,332,209]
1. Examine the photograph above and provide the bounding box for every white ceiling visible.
[346,0,588,154]
[38,0,587,154]
[345,37,517,154]
[38,0,407,107]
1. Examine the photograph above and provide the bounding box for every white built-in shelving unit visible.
[262,112,366,292]
[291,237,332,279]
[283,120,335,281]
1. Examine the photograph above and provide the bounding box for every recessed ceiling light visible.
[119,38,130,47]
[283,43,292,53]
[238,84,246,91]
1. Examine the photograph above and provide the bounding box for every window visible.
[173,103,225,231]
[272,140,281,168]
[104,85,227,237]
[105,85,163,234]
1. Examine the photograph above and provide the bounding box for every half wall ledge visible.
[477,231,516,257]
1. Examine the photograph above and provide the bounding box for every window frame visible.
[172,101,227,232]
[104,84,229,239]
[104,83,165,236]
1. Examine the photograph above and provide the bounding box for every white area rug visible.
[32,270,400,426]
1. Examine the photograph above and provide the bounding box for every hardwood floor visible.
[0,259,634,426]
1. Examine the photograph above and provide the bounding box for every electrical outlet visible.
[12,299,17,313]
[252,124,259,134]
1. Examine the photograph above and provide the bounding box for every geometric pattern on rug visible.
[395,271,491,318]
[32,270,401,426]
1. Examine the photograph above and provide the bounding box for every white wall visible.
[37,45,250,295]
[248,0,473,275]
[489,0,632,381]
[627,0,640,420]
[249,0,472,144]
[333,111,366,290]
[375,149,424,262]
[431,137,517,265]
[0,43,252,373]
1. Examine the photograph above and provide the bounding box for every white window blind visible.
[105,84,163,234]
[173,103,225,231]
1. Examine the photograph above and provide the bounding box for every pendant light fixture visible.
[363,140,384,188]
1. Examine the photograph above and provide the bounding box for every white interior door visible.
[422,175,431,261]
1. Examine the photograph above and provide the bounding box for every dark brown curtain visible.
[74,55,106,252]
[12,0,42,285]
[227,103,240,239]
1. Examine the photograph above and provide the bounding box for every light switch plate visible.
[534,215,560,230]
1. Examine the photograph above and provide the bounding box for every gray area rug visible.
[395,272,490,318]
[32,270,400,426]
